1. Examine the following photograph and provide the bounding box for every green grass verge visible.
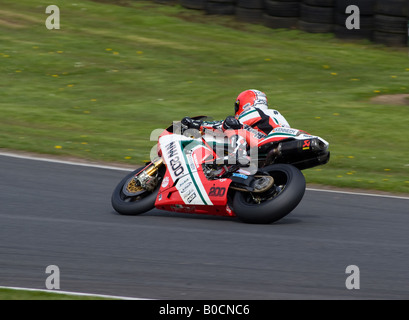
[0,288,116,300]
[0,0,408,193]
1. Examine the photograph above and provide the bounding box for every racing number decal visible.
[209,187,226,197]
[167,141,185,177]
[170,157,184,177]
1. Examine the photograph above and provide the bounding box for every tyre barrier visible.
[180,0,206,10]
[373,0,408,47]
[334,0,375,40]
[299,2,335,33]
[152,0,409,47]
[263,0,301,29]
[205,0,236,15]
[153,0,179,4]
[236,0,264,24]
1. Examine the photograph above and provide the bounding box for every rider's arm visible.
[263,109,291,128]
[181,117,203,132]
[238,108,279,135]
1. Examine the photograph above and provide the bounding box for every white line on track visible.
[0,151,132,172]
[306,187,409,200]
[1,151,408,200]
[0,286,148,300]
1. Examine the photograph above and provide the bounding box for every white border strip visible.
[0,286,148,300]
[0,151,132,172]
[1,151,408,200]
[306,187,409,200]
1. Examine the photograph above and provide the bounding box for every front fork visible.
[135,157,164,192]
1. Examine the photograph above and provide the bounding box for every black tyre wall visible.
[299,20,334,33]
[180,0,206,10]
[335,0,376,15]
[153,0,179,4]
[374,14,409,34]
[334,13,374,39]
[263,0,301,29]
[236,7,265,23]
[265,1,300,17]
[237,0,264,9]
[303,0,335,7]
[236,0,264,23]
[263,14,298,28]
[300,3,334,23]
[373,0,408,46]
[155,0,408,47]
[205,1,236,15]
[373,31,408,47]
[375,0,409,17]
[299,1,335,33]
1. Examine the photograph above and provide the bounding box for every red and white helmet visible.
[234,89,268,117]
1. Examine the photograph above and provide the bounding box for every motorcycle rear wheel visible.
[111,165,163,215]
[232,164,306,224]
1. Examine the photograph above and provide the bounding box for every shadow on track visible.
[109,209,303,225]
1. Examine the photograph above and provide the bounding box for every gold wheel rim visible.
[126,178,144,193]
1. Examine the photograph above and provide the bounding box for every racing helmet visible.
[234,89,268,117]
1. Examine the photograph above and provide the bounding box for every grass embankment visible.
[0,288,116,300]
[0,0,408,193]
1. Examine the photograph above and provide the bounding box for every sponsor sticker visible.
[187,154,196,172]
[273,127,299,135]
[303,139,311,150]
[193,153,200,169]
[180,181,193,193]
[187,192,197,203]
[161,176,170,188]
[232,173,248,180]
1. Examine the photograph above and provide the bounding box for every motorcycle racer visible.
[112,92,329,221]
[181,89,290,167]
[233,89,290,134]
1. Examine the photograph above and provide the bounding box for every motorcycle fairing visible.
[155,134,234,216]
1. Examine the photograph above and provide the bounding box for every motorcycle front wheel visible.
[111,165,163,216]
[232,164,306,224]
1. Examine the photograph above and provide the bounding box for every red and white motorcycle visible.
[111,116,330,224]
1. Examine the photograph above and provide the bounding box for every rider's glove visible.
[222,115,243,131]
[181,117,202,132]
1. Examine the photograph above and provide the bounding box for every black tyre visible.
[205,1,236,15]
[300,3,335,23]
[153,0,178,4]
[374,14,408,34]
[111,166,163,216]
[263,14,298,28]
[334,24,373,40]
[237,0,264,9]
[375,0,408,17]
[303,0,335,7]
[335,0,376,15]
[372,31,408,47]
[335,12,374,28]
[232,164,306,224]
[299,20,334,33]
[265,0,300,17]
[180,0,206,10]
[236,7,264,23]
[334,12,373,39]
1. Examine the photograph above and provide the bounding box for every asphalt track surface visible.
[1,154,408,300]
